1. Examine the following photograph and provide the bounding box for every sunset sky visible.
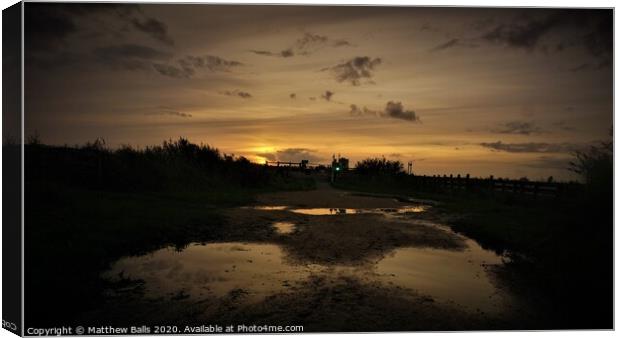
[24,4,612,180]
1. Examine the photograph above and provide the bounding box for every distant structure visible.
[331,154,349,171]
[407,161,413,175]
[331,154,349,183]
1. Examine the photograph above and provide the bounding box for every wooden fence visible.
[337,171,582,198]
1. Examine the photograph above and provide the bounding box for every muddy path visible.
[92,178,535,331]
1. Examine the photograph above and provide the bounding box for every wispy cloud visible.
[480,141,580,153]
[430,38,478,52]
[491,121,541,135]
[250,32,351,58]
[93,44,172,70]
[153,54,243,78]
[221,89,252,99]
[146,107,192,118]
[130,17,174,46]
[249,49,294,58]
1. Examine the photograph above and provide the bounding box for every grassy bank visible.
[23,138,315,326]
[333,174,612,329]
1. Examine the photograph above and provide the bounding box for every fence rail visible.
[338,172,582,198]
[261,160,581,198]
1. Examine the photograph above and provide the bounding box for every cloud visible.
[152,63,193,78]
[324,56,382,86]
[482,16,559,50]
[25,3,176,71]
[280,48,295,57]
[250,49,294,58]
[479,141,579,153]
[383,101,421,122]
[480,10,611,67]
[349,104,379,117]
[430,38,479,52]
[350,101,421,123]
[250,32,351,58]
[179,55,243,72]
[492,121,541,135]
[321,90,334,101]
[221,90,252,99]
[94,44,172,70]
[146,108,192,118]
[153,55,243,78]
[258,148,323,163]
[131,17,174,46]
[295,32,328,50]
[332,39,352,47]
[25,3,174,52]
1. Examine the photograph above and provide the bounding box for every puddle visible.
[243,205,428,215]
[104,238,510,314]
[375,239,506,313]
[289,206,428,215]
[244,206,288,211]
[290,208,360,215]
[273,221,296,234]
[103,243,315,302]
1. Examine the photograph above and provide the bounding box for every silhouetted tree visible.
[569,137,612,198]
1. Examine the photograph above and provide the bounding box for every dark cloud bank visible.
[430,9,612,69]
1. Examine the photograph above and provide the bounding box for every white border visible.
[0,1,616,338]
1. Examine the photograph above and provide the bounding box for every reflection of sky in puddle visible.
[244,206,288,210]
[104,238,509,313]
[103,243,314,302]
[289,206,428,215]
[375,239,505,313]
[273,221,296,234]
[242,205,428,215]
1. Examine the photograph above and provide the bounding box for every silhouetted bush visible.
[355,157,403,176]
[25,137,302,192]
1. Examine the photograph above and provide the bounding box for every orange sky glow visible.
[24,4,612,180]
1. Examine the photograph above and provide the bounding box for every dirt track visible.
[91,178,529,331]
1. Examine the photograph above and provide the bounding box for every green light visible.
[335,167,340,171]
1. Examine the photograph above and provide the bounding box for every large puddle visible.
[104,236,509,314]
[244,204,429,215]
[103,203,512,314]
[289,206,427,215]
